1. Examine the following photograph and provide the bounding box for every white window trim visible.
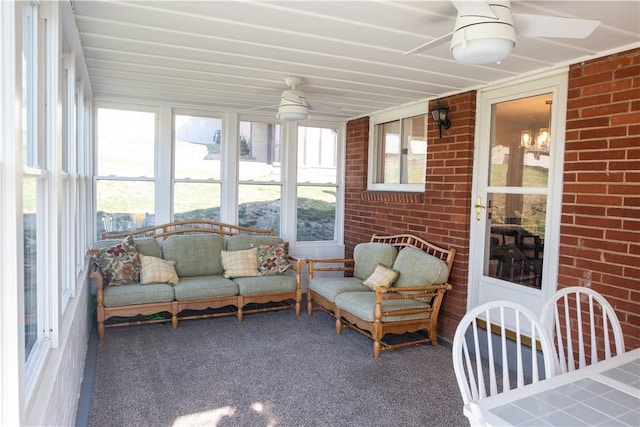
[367,101,430,192]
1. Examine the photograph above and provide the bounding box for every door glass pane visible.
[490,94,551,188]
[487,192,546,289]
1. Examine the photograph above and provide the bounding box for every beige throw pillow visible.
[140,255,180,285]
[363,264,399,291]
[221,248,260,278]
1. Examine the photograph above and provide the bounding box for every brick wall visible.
[344,48,639,346]
[561,48,640,350]
[344,91,476,340]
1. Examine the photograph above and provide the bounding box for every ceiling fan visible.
[404,0,601,64]
[254,77,340,122]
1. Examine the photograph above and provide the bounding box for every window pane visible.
[298,126,337,184]
[174,115,222,180]
[96,108,155,177]
[297,186,336,241]
[238,121,282,182]
[173,182,221,221]
[375,120,401,184]
[23,176,37,358]
[490,94,551,188]
[404,115,427,184]
[96,180,155,237]
[238,184,280,234]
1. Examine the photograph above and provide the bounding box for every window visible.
[237,120,283,233]
[296,125,339,242]
[173,114,222,221]
[368,103,429,192]
[22,0,44,362]
[95,108,156,237]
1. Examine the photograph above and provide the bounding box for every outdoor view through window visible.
[96,109,338,242]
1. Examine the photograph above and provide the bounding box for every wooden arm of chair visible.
[374,283,452,318]
[89,264,105,309]
[306,258,355,279]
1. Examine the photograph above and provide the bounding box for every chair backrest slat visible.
[452,300,557,421]
[540,286,625,374]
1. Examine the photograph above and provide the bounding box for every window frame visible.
[367,101,429,192]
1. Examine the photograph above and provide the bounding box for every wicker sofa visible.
[306,234,455,358]
[89,220,303,338]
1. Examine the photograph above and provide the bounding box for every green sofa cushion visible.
[103,283,174,307]
[162,234,225,277]
[173,275,238,300]
[133,237,163,258]
[234,274,296,296]
[335,292,431,322]
[353,243,398,281]
[226,235,283,251]
[309,277,369,302]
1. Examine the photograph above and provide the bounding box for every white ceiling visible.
[70,0,640,121]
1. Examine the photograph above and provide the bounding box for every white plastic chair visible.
[540,286,625,374]
[452,301,557,427]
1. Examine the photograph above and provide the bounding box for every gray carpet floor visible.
[87,308,468,427]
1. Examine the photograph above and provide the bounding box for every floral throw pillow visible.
[256,243,291,276]
[89,235,141,287]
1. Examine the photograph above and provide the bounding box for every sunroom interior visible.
[1,1,639,425]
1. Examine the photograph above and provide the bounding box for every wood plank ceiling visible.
[71,0,640,121]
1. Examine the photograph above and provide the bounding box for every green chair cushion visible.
[309,277,369,302]
[335,292,431,322]
[353,243,398,281]
[392,247,449,288]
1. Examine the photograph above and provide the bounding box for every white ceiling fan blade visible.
[451,0,497,18]
[248,104,278,111]
[307,100,341,113]
[513,13,601,38]
[403,31,454,55]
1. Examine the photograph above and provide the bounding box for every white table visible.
[467,347,640,426]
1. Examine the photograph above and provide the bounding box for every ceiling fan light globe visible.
[277,104,309,121]
[450,1,516,65]
[451,37,514,64]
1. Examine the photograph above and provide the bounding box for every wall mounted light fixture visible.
[430,103,451,138]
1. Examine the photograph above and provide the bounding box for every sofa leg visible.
[374,341,381,359]
[335,318,342,335]
[295,300,301,316]
[171,301,178,330]
[97,321,105,339]
[171,314,178,330]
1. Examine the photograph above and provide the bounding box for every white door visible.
[468,72,568,317]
